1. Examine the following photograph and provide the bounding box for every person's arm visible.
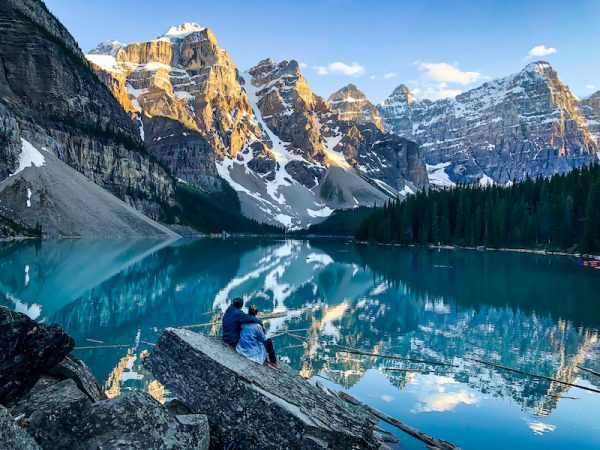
[238,311,262,325]
[253,324,267,343]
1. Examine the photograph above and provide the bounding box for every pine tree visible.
[582,181,600,252]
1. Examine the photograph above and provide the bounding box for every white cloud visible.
[313,61,365,76]
[437,88,462,99]
[416,62,481,85]
[409,376,478,413]
[412,390,478,413]
[369,72,398,81]
[527,45,557,58]
[527,421,556,436]
[586,84,596,90]
[411,84,462,100]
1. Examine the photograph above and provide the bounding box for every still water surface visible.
[1,238,599,449]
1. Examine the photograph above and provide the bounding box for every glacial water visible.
[1,238,599,449]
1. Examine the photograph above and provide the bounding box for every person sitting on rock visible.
[236,305,279,369]
[222,297,262,347]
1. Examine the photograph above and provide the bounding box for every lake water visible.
[1,238,599,449]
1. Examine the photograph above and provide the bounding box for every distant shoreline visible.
[353,240,600,260]
[4,233,600,261]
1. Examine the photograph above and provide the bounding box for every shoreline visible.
[352,240,600,260]
[3,233,600,261]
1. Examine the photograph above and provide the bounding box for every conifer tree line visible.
[355,164,600,253]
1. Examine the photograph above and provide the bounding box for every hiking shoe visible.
[266,361,280,370]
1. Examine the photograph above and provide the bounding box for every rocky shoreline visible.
[0,306,391,449]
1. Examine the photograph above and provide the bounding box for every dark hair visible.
[232,297,244,308]
[248,305,258,316]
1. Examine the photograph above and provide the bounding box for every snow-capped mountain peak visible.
[523,60,553,75]
[161,22,206,39]
[88,40,124,56]
[378,61,600,186]
[328,84,384,131]
[381,84,416,107]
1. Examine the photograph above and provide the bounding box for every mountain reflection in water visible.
[1,238,599,450]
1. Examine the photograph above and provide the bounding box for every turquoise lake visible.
[1,238,599,449]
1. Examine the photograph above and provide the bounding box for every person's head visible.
[247,305,258,316]
[232,297,244,309]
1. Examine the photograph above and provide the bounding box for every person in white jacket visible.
[236,305,279,369]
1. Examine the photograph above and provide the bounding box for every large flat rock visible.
[146,328,381,449]
[0,306,74,406]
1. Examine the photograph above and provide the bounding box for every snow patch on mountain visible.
[10,139,46,176]
[426,162,455,187]
[158,23,206,42]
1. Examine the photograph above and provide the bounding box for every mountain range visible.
[1,0,599,235]
[85,24,427,228]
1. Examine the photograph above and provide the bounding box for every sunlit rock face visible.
[0,0,176,223]
[581,90,600,140]
[87,23,264,159]
[328,84,385,131]
[379,62,600,186]
[87,26,428,228]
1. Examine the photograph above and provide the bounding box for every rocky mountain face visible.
[0,0,176,236]
[86,23,268,191]
[328,84,384,131]
[88,29,428,228]
[581,90,600,140]
[378,62,600,185]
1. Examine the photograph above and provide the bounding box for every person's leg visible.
[263,338,277,363]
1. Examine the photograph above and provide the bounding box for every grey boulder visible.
[47,354,107,402]
[146,328,381,449]
[12,378,209,450]
[0,306,74,406]
[0,406,40,450]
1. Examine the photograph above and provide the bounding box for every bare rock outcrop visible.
[0,406,41,450]
[146,328,382,449]
[12,379,209,450]
[1,307,209,449]
[0,307,73,406]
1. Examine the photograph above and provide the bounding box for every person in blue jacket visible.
[236,304,279,369]
[221,297,262,347]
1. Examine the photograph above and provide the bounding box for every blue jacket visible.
[236,323,267,364]
[222,304,262,346]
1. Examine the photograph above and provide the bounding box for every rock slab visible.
[0,306,74,406]
[146,328,381,449]
[0,406,41,450]
[47,354,107,402]
[12,379,209,450]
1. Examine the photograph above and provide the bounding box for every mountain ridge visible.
[0,0,179,237]
[86,25,428,229]
[378,61,600,185]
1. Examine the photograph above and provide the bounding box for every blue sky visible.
[45,0,600,103]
